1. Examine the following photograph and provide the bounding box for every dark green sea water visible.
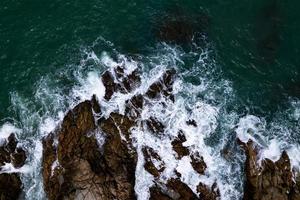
[1,0,300,119]
[0,0,300,199]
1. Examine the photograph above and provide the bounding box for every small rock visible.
[191,153,207,175]
[171,131,189,159]
[102,71,117,101]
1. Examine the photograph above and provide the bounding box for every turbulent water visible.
[1,0,300,199]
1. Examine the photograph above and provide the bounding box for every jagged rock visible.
[150,185,173,200]
[102,67,141,101]
[125,94,144,119]
[11,147,27,168]
[0,133,26,200]
[42,67,222,200]
[171,131,189,159]
[197,182,220,200]
[42,100,137,200]
[146,69,176,101]
[290,174,300,200]
[239,139,300,200]
[191,153,207,175]
[91,94,101,114]
[99,112,135,141]
[145,117,165,135]
[114,66,125,79]
[143,147,165,178]
[6,134,17,153]
[167,178,199,199]
[118,70,141,93]
[149,178,198,200]
[102,71,117,101]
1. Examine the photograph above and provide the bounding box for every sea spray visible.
[1,38,300,199]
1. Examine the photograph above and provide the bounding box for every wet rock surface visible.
[146,69,176,101]
[239,139,300,200]
[41,65,300,200]
[171,131,189,159]
[42,67,221,200]
[42,100,137,200]
[0,134,26,200]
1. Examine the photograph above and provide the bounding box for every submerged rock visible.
[0,133,26,200]
[238,139,300,200]
[143,147,165,178]
[255,0,282,63]
[154,12,210,45]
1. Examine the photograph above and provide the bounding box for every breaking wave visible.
[0,37,300,199]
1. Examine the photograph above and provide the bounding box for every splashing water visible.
[0,38,300,200]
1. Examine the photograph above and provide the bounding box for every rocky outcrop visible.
[239,139,300,200]
[0,133,27,200]
[42,99,137,200]
[42,66,220,200]
[102,67,141,101]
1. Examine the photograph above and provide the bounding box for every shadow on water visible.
[255,0,282,64]
[151,4,211,50]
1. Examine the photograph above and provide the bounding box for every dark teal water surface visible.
[1,0,300,119]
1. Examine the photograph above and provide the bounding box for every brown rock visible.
[0,134,26,200]
[42,100,137,200]
[91,94,101,114]
[11,147,27,168]
[149,178,199,200]
[150,185,173,200]
[114,66,125,79]
[146,69,176,101]
[171,131,189,159]
[191,153,207,175]
[143,147,165,177]
[145,117,165,135]
[239,139,299,200]
[197,182,220,200]
[167,178,199,199]
[125,94,144,119]
[102,67,141,101]
[100,112,135,141]
[0,173,22,200]
[102,71,117,101]
[119,70,141,93]
[6,134,17,153]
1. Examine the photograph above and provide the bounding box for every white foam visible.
[94,44,242,200]
[73,71,105,102]
[287,146,300,171]
[10,38,300,200]
[259,139,282,162]
[0,163,31,174]
[235,115,266,145]
[0,123,21,139]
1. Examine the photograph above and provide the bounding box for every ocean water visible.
[1,0,300,199]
